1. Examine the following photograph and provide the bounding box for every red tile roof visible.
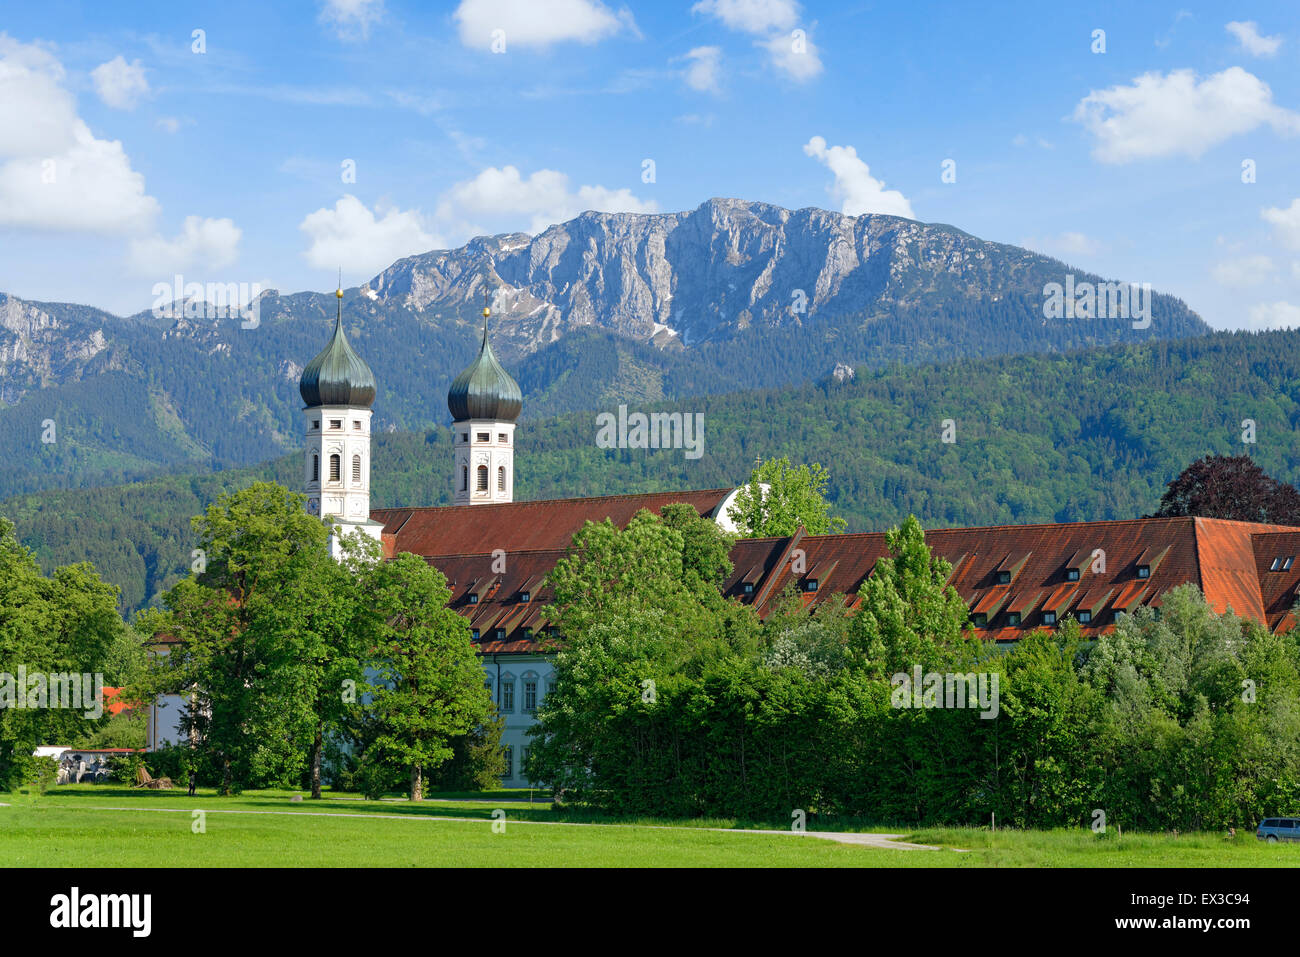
[413,507,1300,656]
[373,488,734,557]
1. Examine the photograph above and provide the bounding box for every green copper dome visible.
[447,311,522,422]
[299,293,376,409]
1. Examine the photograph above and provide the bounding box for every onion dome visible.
[447,305,522,422]
[299,287,376,409]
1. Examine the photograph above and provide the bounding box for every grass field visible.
[4,785,1299,867]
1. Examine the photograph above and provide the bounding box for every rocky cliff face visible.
[365,198,1112,360]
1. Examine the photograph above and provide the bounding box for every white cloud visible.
[1226,20,1282,57]
[0,35,158,233]
[1072,67,1300,163]
[1023,232,1105,258]
[453,0,632,50]
[1262,198,1300,251]
[681,46,722,93]
[757,29,822,81]
[691,0,798,34]
[127,215,241,275]
[156,116,183,133]
[436,164,656,235]
[1246,301,1300,330]
[299,194,438,274]
[681,45,722,93]
[91,56,149,110]
[319,0,384,39]
[1211,254,1276,286]
[802,136,913,219]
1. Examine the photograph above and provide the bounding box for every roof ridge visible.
[371,487,733,513]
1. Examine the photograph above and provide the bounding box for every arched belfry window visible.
[352,454,362,483]
[311,454,319,483]
[476,465,488,491]
[329,454,341,483]
[497,466,506,491]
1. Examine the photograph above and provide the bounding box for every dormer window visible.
[1066,568,1080,582]
[996,571,1011,585]
[523,627,533,640]
[519,591,531,603]
[1077,610,1093,624]
[1007,612,1021,626]
[468,594,479,604]
[1137,564,1151,579]
[1042,611,1057,626]
[742,582,754,594]
[971,613,988,627]
[803,579,818,592]
[494,627,506,641]
[471,628,480,640]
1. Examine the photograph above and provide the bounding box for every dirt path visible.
[21,802,951,850]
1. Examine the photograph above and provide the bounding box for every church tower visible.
[299,284,384,555]
[447,301,522,505]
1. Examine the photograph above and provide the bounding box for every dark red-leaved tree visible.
[1154,454,1300,525]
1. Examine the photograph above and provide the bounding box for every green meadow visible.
[4,786,1298,867]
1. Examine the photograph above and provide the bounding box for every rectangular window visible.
[1137,565,1150,579]
[521,746,530,779]
[501,681,514,712]
[546,677,556,697]
[352,420,361,430]
[743,582,754,594]
[499,433,508,443]
[477,432,490,442]
[803,579,818,592]
[494,627,505,641]
[524,680,537,713]
[519,591,531,603]
[971,613,987,627]
[330,419,342,430]
[502,746,513,779]
[996,571,1011,584]
[1271,557,1282,571]
[1286,557,1295,571]
[1007,612,1021,626]
[311,419,319,430]
[1066,569,1080,582]
[460,432,468,443]
[1042,611,1057,625]
[1078,610,1093,624]
[522,627,533,640]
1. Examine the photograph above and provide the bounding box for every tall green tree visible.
[358,552,492,801]
[726,456,847,538]
[139,482,344,793]
[0,516,136,788]
[850,514,977,675]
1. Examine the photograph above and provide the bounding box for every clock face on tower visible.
[307,497,320,515]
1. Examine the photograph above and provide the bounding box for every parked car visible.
[1256,818,1300,843]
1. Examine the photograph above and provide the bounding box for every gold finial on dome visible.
[482,305,490,318]
[336,288,344,298]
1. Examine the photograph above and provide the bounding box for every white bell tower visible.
[299,284,384,556]
[447,299,523,505]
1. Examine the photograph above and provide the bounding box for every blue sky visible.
[1,0,1298,329]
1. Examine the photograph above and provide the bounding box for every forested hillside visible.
[6,327,1296,615]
